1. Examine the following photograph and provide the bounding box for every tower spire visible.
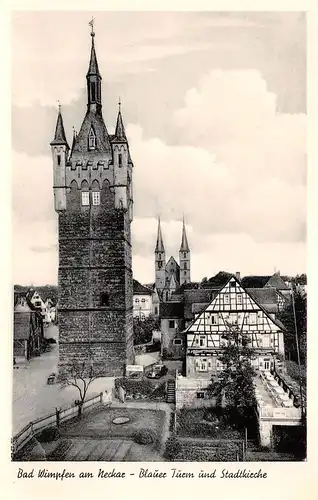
[180,216,190,252]
[114,97,127,141]
[86,18,102,111]
[155,217,165,253]
[50,103,69,148]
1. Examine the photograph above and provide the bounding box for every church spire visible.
[180,216,190,252]
[86,18,102,112]
[50,103,69,148]
[155,217,165,253]
[114,98,127,141]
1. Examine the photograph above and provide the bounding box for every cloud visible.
[12,69,306,284]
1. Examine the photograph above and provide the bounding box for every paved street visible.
[12,324,114,435]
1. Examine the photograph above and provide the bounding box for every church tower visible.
[51,24,134,375]
[179,217,191,286]
[155,217,166,293]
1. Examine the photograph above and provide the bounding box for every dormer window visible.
[88,128,96,150]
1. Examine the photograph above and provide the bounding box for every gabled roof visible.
[71,110,112,155]
[185,274,286,333]
[266,274,290,290]
[184,289,212,320]
[160,302,184,319]
[247,287,277,305]
[133,279,152,295]
[166,256,180,270]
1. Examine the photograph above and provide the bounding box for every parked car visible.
[147,364,168,379]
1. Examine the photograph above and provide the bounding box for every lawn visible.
[60,407,165,443]
[176,408,242,440]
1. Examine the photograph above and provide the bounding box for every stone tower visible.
[50,26,134,375]
[155,217,166,293]
[179,217,191,286]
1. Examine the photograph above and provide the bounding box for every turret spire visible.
[180,216,190,252]
[50,103,69,148]
[86,18,102,111]
[114,98,127,141]
[155,217,165,253]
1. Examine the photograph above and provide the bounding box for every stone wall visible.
[57,187,134,375]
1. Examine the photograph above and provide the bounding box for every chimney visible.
[235,271,241,281]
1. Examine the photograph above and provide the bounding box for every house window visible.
[101,292,109,306]
[237,294,242,304]
[154,307,158,315]
[81,192,90,206]
[199,336,206,347]
[135,298,139,303]
[57,155,61,166]
[173,339,182,345]
[197,392,205,399]
[118,153,122,167]
[92,191,100,206]
[230,281,236,288]
[197,359,208,371]
[169,320,175,329]
[262,335,270,348]
[224,294,229,304]
[250,313,257,324]
[88,128,96,149]
[211,314,217,325]
[140,313,145,321]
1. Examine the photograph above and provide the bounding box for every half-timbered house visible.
[185,274,286,379]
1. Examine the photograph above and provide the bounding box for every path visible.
[12,324,114,435]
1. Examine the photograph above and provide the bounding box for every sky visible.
[11,11,306,285]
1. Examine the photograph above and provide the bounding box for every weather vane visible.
[89,17,95,36]
[118,96,121,111]
[57,100,61,112]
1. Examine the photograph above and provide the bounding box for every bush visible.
[37,427,59,443]
[115,377,154,397]
[133,428,157,445]
[164,437,182,461]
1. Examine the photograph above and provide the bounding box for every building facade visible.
[51,27,134,375]
[13,293,44,361]
[185,275,285,380]
[133,280,153,320]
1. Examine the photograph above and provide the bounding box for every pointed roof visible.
[70,110,112,155]
[50,109,69,148]
[86,34,101,78]
[113,106,127,142]
[180,217,190,252]
[155,218,165,253]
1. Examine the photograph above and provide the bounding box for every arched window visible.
[184,262,187,270]
[101,292,109,306]
[88,128,96,150]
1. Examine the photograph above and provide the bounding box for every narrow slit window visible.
[81,192,90,206]
[101,293,109,306]
[92,191,100,206]
[88,128,96,150]
[118,153,122,167]
[91,82,96,102]
[57,155,61,166]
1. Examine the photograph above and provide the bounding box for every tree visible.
[58,361,103,417]
[207,323,257,429]
[133,314,160,345]
[277,288,307,365]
